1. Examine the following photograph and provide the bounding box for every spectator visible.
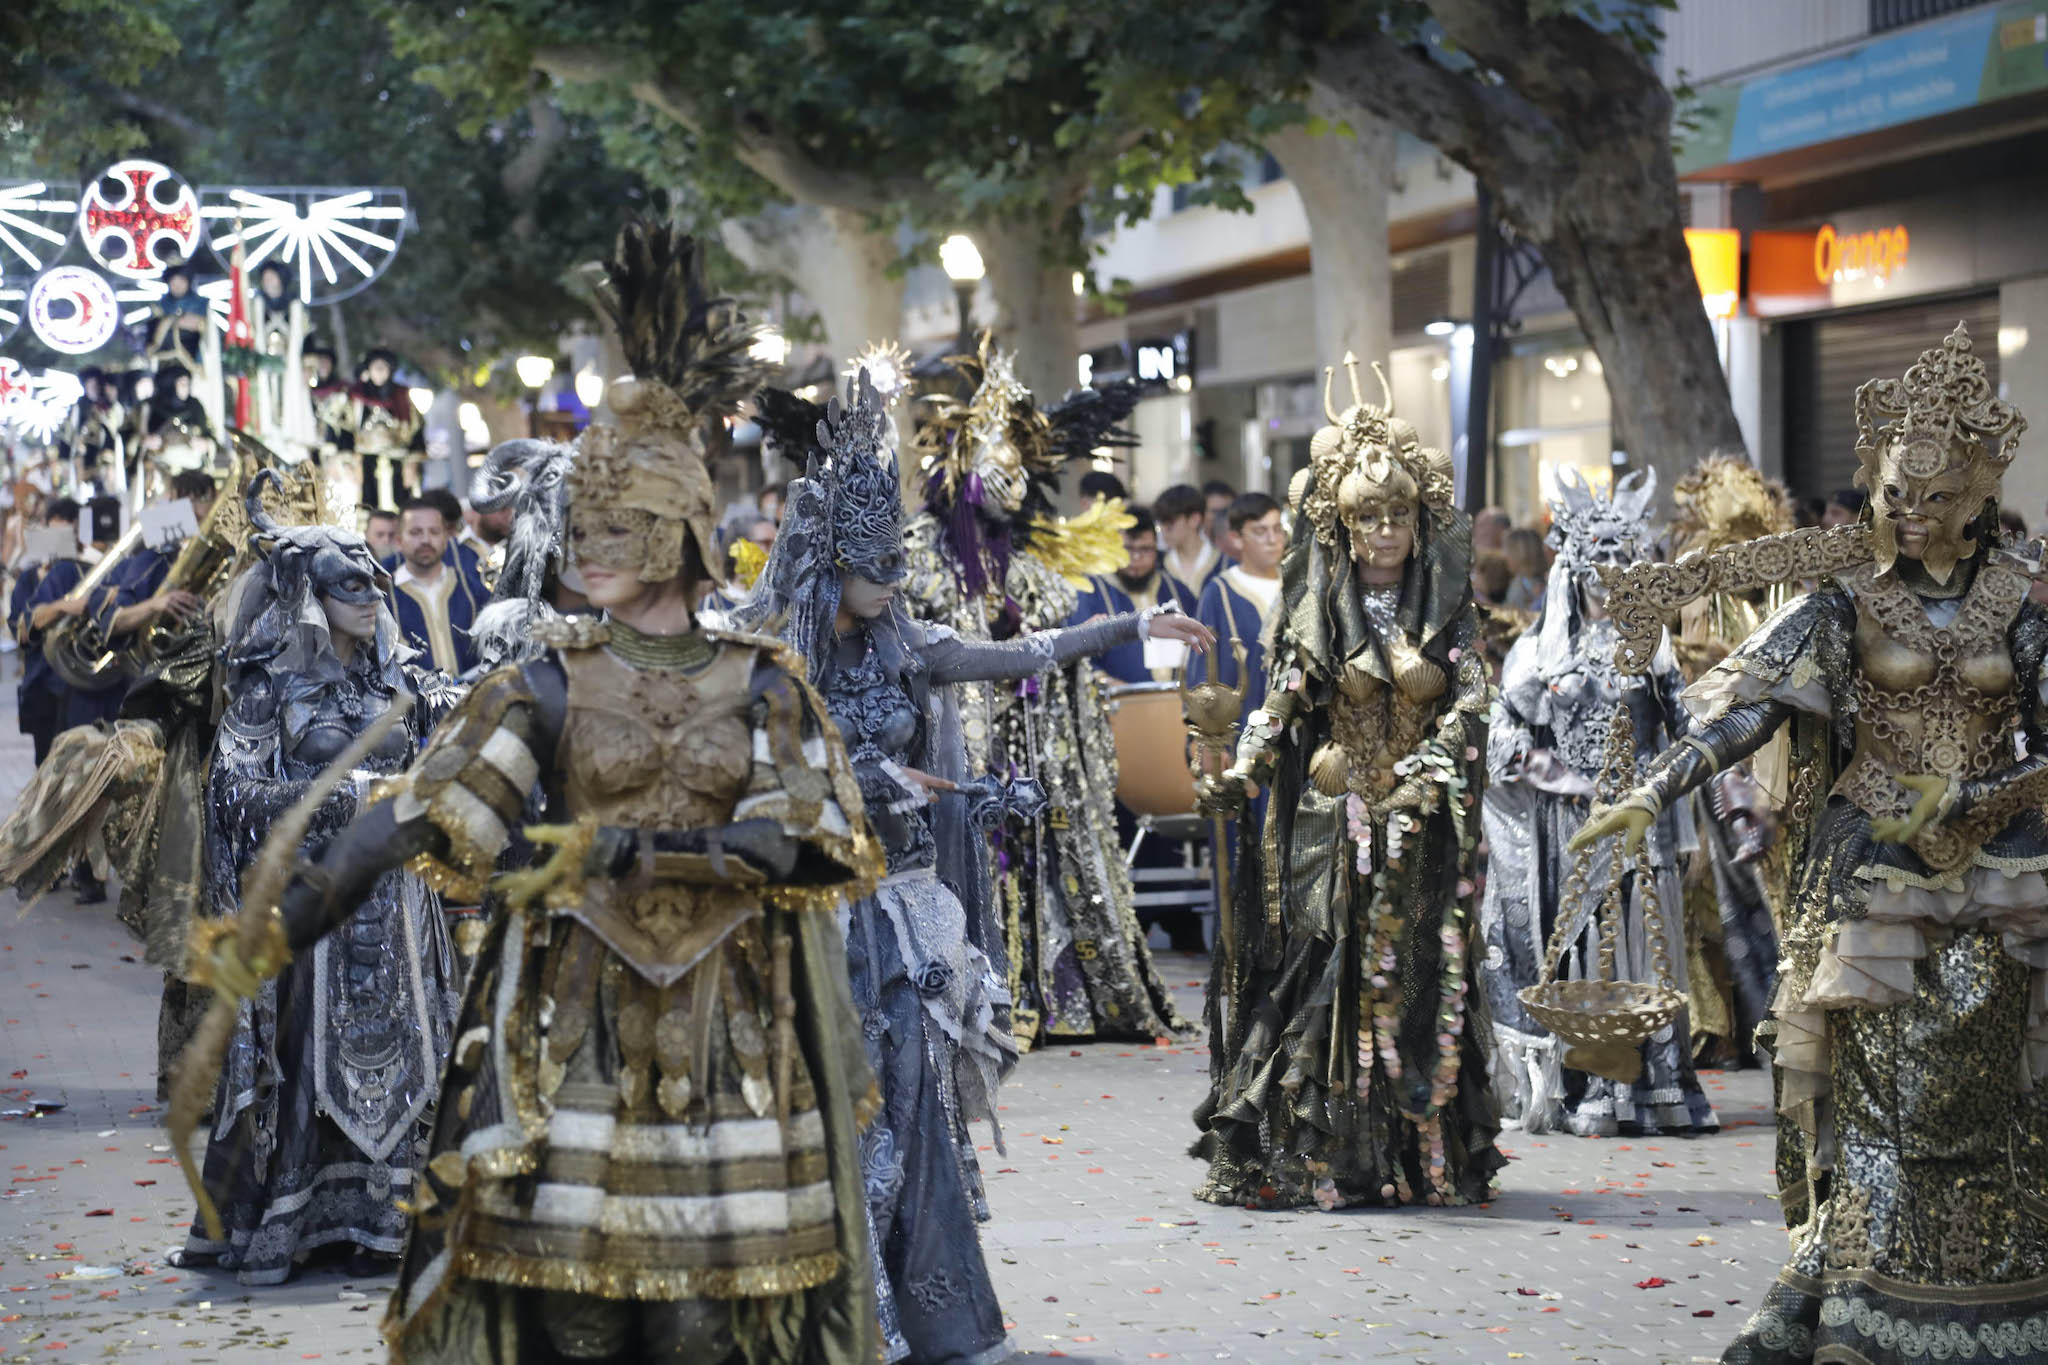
[1504,526,1547,612]
[1471,550,1512,606]
[1472,506,1511,554]
[1154,482,1228,594]
[1820,489,1864,529]
[1793,494,1826,528]
[758,482,788,525]
[1079,470,1129,503]
[2001,506,2031,544]
[365,508,400,564]
[386,494,488,675]
[1203,479,1238,559]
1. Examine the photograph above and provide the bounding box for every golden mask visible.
[1853,323,2025,584]
[1296,351,1452,560]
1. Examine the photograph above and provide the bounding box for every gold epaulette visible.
[532,616,611,651]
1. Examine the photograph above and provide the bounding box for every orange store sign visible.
[1812,222,1909,284]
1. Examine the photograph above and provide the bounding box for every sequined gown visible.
[820,610,1143,1363]
[188,650,458,1283]
[1194,564,1507,1210]
[1674,563,2048,1363]
[902,513,1185,1046]
[1481,617,1720,1136]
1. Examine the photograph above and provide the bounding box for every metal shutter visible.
[1781,292,1999,498]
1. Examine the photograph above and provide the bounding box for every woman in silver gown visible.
[736,373,1211,1362]
[1480,469,1718,1137]
[181,477,460,1282]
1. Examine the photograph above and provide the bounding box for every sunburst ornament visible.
[79,161,203,280]
[200,186,408,306]
[0,181,79,274]
[842,340,915,407]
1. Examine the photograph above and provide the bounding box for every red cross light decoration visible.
[0,357,28,413]
[79,160,201,280]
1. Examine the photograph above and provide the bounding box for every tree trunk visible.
[1265,83,1396,372]
[1312,4,1749,506]
[977,214,1081,403]
[721,204,906,367]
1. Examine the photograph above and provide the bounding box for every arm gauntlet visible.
[1627,699,1787,818]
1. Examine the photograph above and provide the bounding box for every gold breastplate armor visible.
[1319,634,1447,802]
[551,640,760,984]
[1834,563,2026,872]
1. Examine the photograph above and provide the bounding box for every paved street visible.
[0,700,1787,1363]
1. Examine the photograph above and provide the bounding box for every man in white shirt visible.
[1155,482,1229,596]
[388,496,486,675]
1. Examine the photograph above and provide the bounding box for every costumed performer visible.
[902,341,1187,1047]
[194,223,882,1364]
[1191,355,1504,1210]
[1478,468,1718,1136]
[738,371,1211,1363]
[1572,324,2048,1363]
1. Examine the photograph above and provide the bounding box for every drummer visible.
[1193,492,1286,860]
[1070,505,1198,682]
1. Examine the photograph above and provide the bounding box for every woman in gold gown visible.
[1576,324,2048,1362]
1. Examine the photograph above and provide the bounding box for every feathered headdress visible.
[567,222,773,582]
[737,369,905,680]
[468,437,575,675]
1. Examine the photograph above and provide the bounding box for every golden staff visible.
[1182,641,1247,987]
[172,693,413,1241]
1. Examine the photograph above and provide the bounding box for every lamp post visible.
[516,354,553,438]
[939,233,984,353]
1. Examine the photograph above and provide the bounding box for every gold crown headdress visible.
[1670,455,1793,557]
[910,336,1051,512]
[1295,351,1453,548]
[1853,322,2026,580]
[568,222,772,583]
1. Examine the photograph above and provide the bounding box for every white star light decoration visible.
[1,367,82,445]
[0,182,78,275]
[202,186,408,306]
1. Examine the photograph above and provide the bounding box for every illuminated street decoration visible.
[0,367,81,443]
[0,161,407,358]
[79,160,203,280]
[27,266,119,353]
[201,186,409,305]
[0,181,78,275]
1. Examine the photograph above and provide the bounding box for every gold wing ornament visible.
[1027,496,1136,587]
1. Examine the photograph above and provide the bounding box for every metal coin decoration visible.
[79,160,203,280]
[27,266,120,354]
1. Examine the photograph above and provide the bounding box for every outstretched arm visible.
[1572,698,1789,854]
[923,605,1211,686]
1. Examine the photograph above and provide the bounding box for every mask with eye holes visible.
[735,368,908,681]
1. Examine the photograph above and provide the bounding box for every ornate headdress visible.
[1295,352,1454,550]
[1546,466,1657,579]
[737,369,905,679]
[1853,322,2025,582]
[911,334,1144,529]
[468,437,575,674]
[1669,455,1792,557]
[568,222,772,584]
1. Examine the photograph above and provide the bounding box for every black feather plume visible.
[753,386,827,470]
[595,220,772,420]
[1044,378,1149,463]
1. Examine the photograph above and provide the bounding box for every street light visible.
[408,386,435,416]
[574,368,605,409]
[750,328,791,367]
[514,354,554,389]
[940,233,983,352]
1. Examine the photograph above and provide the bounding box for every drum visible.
[1105,681,1197,817]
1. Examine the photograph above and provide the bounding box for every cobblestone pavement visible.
[0,704,1787,1363]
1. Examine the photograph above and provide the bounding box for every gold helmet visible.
[566,223,771,584]
[1853,322,2025,584]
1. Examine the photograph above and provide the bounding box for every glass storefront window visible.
[1491,337,1612,526]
